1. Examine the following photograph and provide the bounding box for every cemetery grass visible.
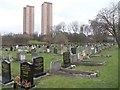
[1,47,118,88]
[37,48,118,88]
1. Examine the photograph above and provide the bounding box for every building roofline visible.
[42,2,52,5]
[26,5,34,8]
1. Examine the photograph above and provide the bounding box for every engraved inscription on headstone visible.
[62,52,71,68]
[33,57,46,77]
[20,62,35,89]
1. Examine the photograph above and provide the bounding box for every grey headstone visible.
[31,49,37,58]
[72,54,78,63]
[8,51,12,61]
[50,60,61,73]
[20,52,26,61]
[77,53,81,60]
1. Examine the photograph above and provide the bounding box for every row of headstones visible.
[1,51,74,89]
[50,52,99,78]
[2,57,46,89]
[1,51,103,89]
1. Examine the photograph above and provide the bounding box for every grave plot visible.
[74,50,106,66]
[2,60,13,84]
[89,54,112,58]
[32,57,46,78]
[50,60,99,78]
[20,62,35,89]
[62,51,106,67]
[72,61,106,66]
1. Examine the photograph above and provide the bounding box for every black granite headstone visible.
[54,48,58,54]
[20,62,35,89]
[47,45,49,49]
[33,57,46,77]
[62,52,71,68]
[71,48,76,54]
[2,60,12,84]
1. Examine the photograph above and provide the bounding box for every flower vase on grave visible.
[47,48,50,53]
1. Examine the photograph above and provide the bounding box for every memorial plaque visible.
[20,62,35,89]
[2,60,12,84]
[62,52,71,68]
[33,57,46,77]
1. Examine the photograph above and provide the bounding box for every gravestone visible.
[71,48,76,54]
[2,60,12,84]
[20,62,35,89]
[77,52,82,60]
[10,46,13,51]
[31,49,37,58]
[20,51,26,61]
[53,48,58,54]
[32,57,46,77]
[39,48,43,53]
[8,51,12,61]
[50,60,61,73]
[72,54,78,63]
[62,52,71,68]
[95,46,98,54]
[16,52,20,60]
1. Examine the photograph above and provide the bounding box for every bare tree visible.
[53,32,68,44]
[90,2,120,47]
[68,21,80,33]
[52,22,68,44]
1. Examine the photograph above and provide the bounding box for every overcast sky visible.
[0,0,119,35]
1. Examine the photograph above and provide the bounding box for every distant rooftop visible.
[26,5,34,7]
[43,2,52,4]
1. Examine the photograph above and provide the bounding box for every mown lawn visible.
[36,48,118,88]
[0,46,118,89]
